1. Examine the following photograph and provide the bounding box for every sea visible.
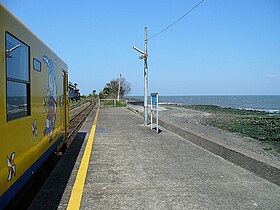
[128,95,280,114]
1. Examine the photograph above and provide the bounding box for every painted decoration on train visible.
[32,119,38,141]
[7,152,16,182]
[43,55,57,139]
[42,96,47,113]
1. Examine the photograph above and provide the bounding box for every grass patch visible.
[69,99,88,108]
[100,100,126,107]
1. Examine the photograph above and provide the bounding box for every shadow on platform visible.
[28,132,87,210]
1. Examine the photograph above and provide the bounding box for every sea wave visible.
[159,102,182,105]
[243,108,280,114]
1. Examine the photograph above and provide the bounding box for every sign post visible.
[150,93,159,133]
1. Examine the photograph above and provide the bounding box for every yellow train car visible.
[0,4,69,208]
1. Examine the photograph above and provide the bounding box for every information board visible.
[150,93,159,133]
[151,94,157,111]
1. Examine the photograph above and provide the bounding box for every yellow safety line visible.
[67,107,100,210]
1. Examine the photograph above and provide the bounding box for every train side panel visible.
[0,4,68,207]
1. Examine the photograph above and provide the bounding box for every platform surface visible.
[80,107,280,209]
[29,107,280,209]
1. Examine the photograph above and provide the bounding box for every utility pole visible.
[133,27,149,126]
[143,27,148,126]
[117,74,121,101]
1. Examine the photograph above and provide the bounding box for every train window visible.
[33,58,41,72]
[5,32,30,121]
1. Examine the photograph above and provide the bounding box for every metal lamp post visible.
[133,27,148,125]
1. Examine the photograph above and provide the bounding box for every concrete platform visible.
[30,107,280,209]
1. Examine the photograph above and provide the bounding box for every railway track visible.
[67,100,95,146]
[69,99,90,111]
[69,103,84,111]
[69,101,91,121]
[5,101,96,210]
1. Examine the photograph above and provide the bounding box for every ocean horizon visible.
[128,95,280,114]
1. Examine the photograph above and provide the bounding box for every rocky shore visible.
[127,104,280,163]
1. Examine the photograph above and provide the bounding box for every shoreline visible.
[128,100,280,115]
[127,103,280,163]
[127,95,280,115]
[163,103,280,115]
[165,104,280,143]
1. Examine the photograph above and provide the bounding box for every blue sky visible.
[1,0,280,96]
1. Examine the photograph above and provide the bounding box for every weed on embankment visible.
[179,105,280,151]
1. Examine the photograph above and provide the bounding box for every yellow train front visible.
[0,4,69,208]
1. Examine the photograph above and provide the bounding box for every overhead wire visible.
[149,0,206,40]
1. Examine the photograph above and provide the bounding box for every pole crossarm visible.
[133,46,145,55]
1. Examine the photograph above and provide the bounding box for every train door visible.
[61,70,68,139]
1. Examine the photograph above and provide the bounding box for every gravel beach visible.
[128,104,280,163]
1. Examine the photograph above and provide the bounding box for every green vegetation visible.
[97,76,131,107]
[176,105,280,150]
[69,98,88,107]
[99,76,131,99]
[99,100,127,107]
[116,101,127,107]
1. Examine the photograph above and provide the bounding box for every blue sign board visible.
[151,94,157,110]
[150,93,159,133]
